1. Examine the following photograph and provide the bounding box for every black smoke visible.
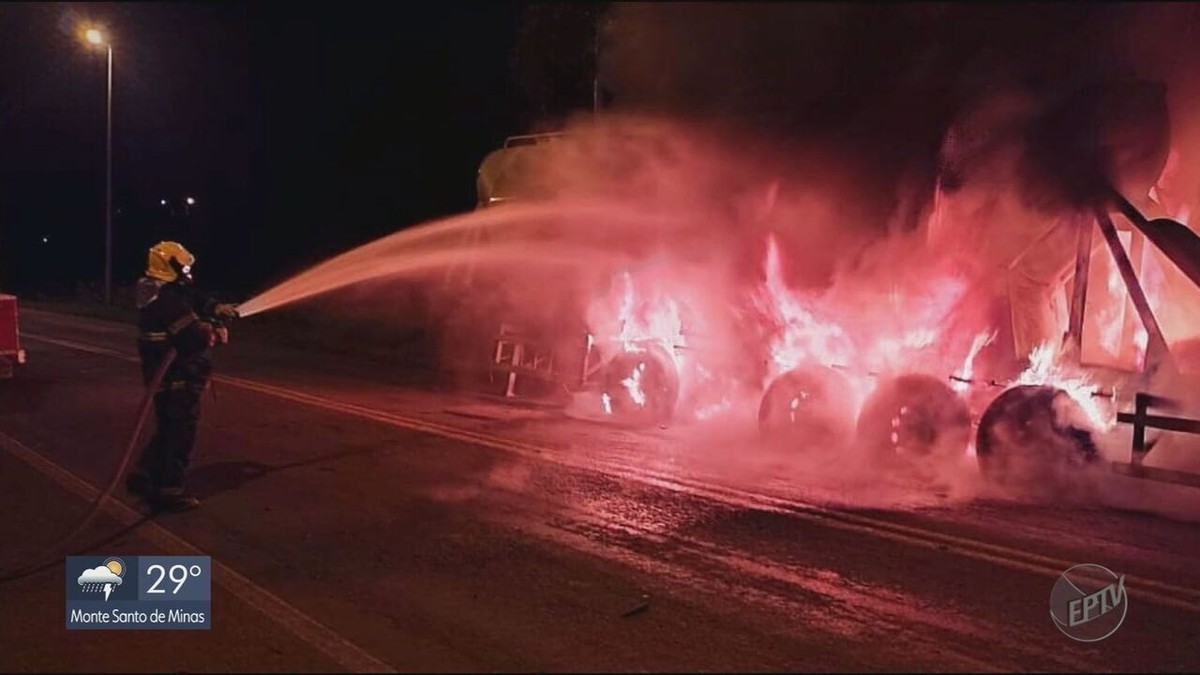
[596,2,1200,229]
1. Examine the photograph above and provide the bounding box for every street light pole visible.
[591,13,600,114]
[86,27,114,304]
[104,43,113,305]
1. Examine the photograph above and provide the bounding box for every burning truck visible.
[466,129,768,427]
[466,81,1200,489]
[753,80,1200,488]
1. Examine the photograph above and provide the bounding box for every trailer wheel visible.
[855,374,971,461]
[757,365,856,449]
[602,345,680,426]
[975,385,1099,484]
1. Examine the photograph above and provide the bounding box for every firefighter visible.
[125,241,237,511]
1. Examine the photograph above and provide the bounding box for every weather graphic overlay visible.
[65,556,212,630]
[77,557,126,602]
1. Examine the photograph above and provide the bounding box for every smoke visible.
[1116,4,1200,210]
[434,103,1198,515]
[506,4,1200,518]
[597,3,1200,221]
[597,3,942,232]
[239,4,1200,518]
[598,3,859,122]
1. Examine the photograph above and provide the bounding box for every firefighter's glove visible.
[214,303,240,322]
[198,321,217,348]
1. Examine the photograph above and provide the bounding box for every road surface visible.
[2,308,1199,672]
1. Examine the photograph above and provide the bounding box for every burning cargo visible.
[753,78,1200,488]
[455,77,1200,491]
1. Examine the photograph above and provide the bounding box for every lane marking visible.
[25,333,138,363]
[0,429,395,673]
[23,331,1200,613]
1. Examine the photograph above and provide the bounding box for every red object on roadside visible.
[0,294,27,378]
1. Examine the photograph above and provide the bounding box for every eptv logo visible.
[1049,564,1128,642]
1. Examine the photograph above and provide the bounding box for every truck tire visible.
[975,385,1099,485]
[602,344,680,427]
[855,374,971,461]
[757,365,856,450]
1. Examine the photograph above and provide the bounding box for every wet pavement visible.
[2,309,1199,672]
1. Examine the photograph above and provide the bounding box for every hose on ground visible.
[0,349,177,583]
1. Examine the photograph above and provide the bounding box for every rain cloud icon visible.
[77,558,125,602]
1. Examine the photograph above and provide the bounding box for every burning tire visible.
[975,385,1100,484]
[601,344,680,426]
[855,374,971,461]
[757,365,856,448]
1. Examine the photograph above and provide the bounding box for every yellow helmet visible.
[146,241,196,282]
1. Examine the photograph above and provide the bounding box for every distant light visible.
[42,237,49,243]
[160,199,167,206]
[85,29,104,45]
[186,197,196,206]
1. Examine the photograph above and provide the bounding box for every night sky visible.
[5,3,1199,301]
[0,2,583,297]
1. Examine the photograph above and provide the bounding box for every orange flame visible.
[610,270,686,363]
[1015,339,1117,431]
[752,235,854,380]
[588,268,690,417]
[953,330,997,393]
[621,360,648,408]
[753,234,983,380]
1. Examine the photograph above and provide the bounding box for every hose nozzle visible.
[213,303,241,324]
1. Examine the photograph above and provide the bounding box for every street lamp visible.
[83,26,113,304]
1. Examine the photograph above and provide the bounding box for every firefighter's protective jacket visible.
[135,277,219,388]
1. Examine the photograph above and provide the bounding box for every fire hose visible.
[0,349,177,583]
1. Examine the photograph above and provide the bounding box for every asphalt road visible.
[2,308,1199,672]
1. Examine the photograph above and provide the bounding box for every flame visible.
[789,394,803,423]
[588,268,690,416]
[607,270,687,364]
[752,235,855,379]
[1015,339,1116,431]
[687,360,737,422]
[1080,227,1163,370]
[621,360,648,408]
[1096,243,1128,357]
[1131,238,1168,367]
[752,234,983,381]
[693,396,733,421]
[953,330,997,393]
[588,232,997,424]
[871,327,939,369]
